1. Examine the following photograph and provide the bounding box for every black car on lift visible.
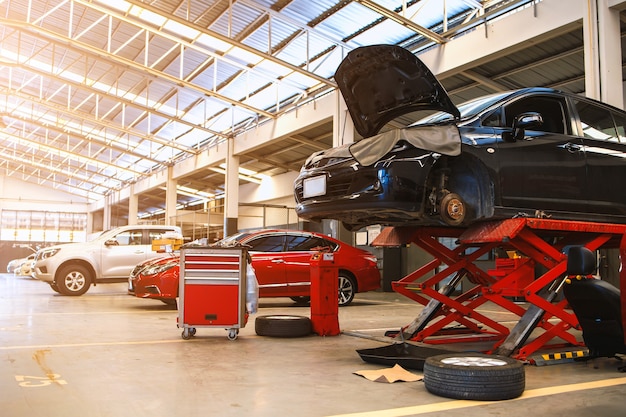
[294,44,626,231]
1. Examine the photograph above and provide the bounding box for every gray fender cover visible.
[349,124,461,167]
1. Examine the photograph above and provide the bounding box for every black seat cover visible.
[563,246,626,358]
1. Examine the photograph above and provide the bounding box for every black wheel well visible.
[56,260,96,284]
[338,269,357,292]
[429,155,494,221]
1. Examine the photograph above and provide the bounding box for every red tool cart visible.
[177,246,248,340]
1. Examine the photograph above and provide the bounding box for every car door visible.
[572,99,626,216]
[100,228,149,278]
[282,234,333,295]
[493,95,587,212]
[245,234,288,297]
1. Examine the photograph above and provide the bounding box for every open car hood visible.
[335,44,460,138]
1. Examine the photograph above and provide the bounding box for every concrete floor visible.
[1,273,626,417]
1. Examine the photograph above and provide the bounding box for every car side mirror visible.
[105,238,119,246]
[503,112,544,141]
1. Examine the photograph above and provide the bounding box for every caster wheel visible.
[227,329,238,340]
[181,327,196,340]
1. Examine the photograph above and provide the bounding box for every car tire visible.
[439,192,467,226]
[290,296,311,305]
[423,353,525,401]
[338,273,356,306]
[49,282,61,293]
[56,264,92,296]
[160,298,178,308]
[255,315,312,337]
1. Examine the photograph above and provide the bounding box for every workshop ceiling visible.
[0,0,617,218]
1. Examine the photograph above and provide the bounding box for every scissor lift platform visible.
[372,218,626,361]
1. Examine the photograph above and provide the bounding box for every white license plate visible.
[303,175,326,198]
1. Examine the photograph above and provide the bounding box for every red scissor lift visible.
[373,218,626,362]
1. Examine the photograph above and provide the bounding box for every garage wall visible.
[0,176,90,270]
[0,176,89,213]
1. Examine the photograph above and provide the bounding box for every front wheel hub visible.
[440,192,467,226]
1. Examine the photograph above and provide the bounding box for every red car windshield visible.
[212,232,251,247]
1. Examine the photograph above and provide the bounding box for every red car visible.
[128,229,380,306]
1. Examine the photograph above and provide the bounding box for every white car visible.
[7,254,35,275]
[17,254,36,277]
[7,257,25,273]
[33,225,182,296]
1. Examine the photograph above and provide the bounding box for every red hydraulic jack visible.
[373,218,626,361]
[310,251,341,336]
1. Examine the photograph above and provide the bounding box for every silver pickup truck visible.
[32,224,182,296]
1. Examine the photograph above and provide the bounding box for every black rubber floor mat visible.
[356,343,455,370]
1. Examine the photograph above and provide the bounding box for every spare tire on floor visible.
[255,315,312,337]
[423,353,525,401]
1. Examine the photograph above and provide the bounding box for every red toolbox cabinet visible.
[177,246,248,340]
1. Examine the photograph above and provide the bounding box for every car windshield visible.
[415,91,515,125]
[212,232,251,247]
[87,229,115,242]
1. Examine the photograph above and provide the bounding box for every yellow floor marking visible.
[0,310,177,316]
[0,338,195,351]
[326,377,626,417]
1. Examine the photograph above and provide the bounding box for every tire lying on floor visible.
[255,315,312,337]
[423,353,525,401]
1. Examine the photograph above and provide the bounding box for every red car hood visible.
[138,254,178,269]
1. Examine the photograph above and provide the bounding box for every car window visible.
[115,230,143,245]
[417,91,513,124]
[502,96,567,134]
[613,112,626,142]
[482,108,503,127]
[215,232,249,246]
[574,99,622,142]
[285,235,336,251]
[148,229,177,241]
[247,235,285,252]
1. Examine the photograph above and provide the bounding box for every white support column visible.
[584,1,602,99]
[103,194,111,231]
[128,184,139,225]
[598,0,624,108]
[224,137,240,236]
[87,211,94,235]
[584,0,623,107]
[165,166,177,226]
